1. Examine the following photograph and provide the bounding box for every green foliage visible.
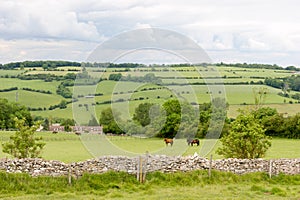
[1,60,80,70]
[56,83,72,98]
[217,112,271,158]
[99,108,124,134]
[0,98,32,129]
[2,118,45,158]
[133,102,154,127]
[42,118,49,131]
[58,100,67,109]
[108,73,122,81]
[282,113,300,138]
[196,98,229,138]
[60,118,75,132]
[265,75,300,92]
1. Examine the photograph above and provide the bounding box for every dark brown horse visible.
[187,138,199,146]
[164,138,173,146]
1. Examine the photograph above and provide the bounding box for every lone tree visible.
[2,118,45,158]
[217,112,271,159]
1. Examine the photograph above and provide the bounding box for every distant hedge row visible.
[0,87,18,92]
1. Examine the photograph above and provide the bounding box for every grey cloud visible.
[0,0,299,66]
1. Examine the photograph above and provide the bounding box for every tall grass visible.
[0,170,299,199]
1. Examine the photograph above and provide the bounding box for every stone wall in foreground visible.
[0,155,299,177]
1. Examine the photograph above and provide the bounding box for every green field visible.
[0,132,299,163]
[0,69,26,76]
[0,78,60,93]
[32,81,299,120]
[0,65,299,121]
[0,90,63,108]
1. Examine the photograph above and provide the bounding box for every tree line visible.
[99,99,300,139]
[215,62,299,71]
[1,61,298,72]
[0,61,80,70]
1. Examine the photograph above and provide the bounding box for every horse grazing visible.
[164,138,174,146]
[187,138,200,146]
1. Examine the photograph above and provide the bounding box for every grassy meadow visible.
[0,131,299,163]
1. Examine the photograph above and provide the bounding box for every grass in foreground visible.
[0,170,299,200]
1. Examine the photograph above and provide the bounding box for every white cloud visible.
[0,0,101,41]
[0,0,299,66]
[0,39,97,64]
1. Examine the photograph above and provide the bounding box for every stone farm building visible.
[72,126,103,134]
[49,124,103,134]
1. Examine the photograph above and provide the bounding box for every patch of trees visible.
[17,72,82,82]
[56,84,72,98]
[277,92,300,102]
[17,73,63,82]
[215,62,298,71]
[108,73,122,81]
[251,107,300,139]
[264,78,283,89]
[101,98,229,139]
[56,79,75,98]
[81,62,146,68]
[0,87,18,92]
[96,96,300,140]
[265,75,300,93]
[126,73,163,84]
[0,98,32,129]
[155,99,202,139]
[1,61,80,70]
[28,107,46,111]
[15,69,92,83]
[108,73,163,85]
[99,108,124,134]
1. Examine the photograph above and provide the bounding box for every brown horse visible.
[187,138,199,146]
[164,138,173,146]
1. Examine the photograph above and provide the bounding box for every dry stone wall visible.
[0,155,299,177]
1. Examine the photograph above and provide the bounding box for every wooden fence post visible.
[208,154,213,178]
[68,165,72,185]
[269,160,272,178]
[139,156,143,183]
[142,151,149,183]
[136,154,148,183]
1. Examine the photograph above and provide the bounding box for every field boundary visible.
[1,155,299,177]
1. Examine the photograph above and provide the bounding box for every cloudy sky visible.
[0,0,299,66]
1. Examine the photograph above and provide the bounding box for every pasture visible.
[0,78,60,93]
[0,132,299,162]
[35,80,298,120]
[0,90,63,108]
[1,65,300,120]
